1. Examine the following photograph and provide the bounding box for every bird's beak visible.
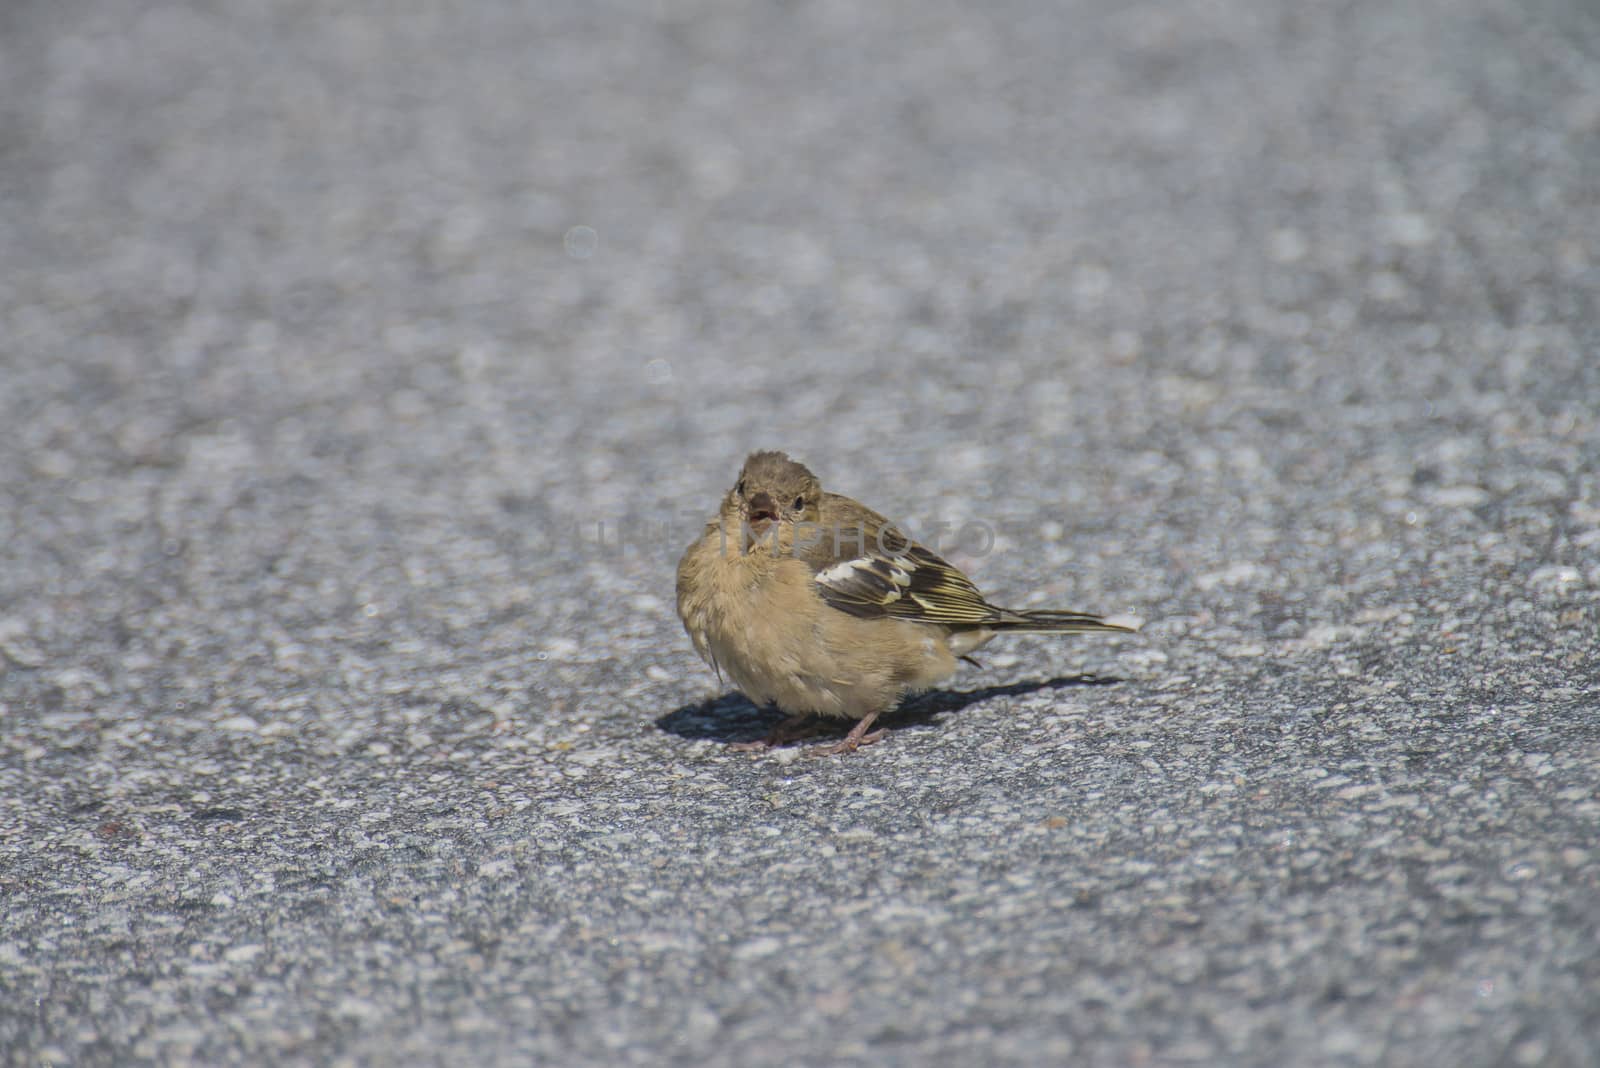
[746,490,779,525]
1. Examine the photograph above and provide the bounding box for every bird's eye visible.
[736,479,746,495]
[792,495,805,511]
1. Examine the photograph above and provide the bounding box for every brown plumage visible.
[675,450,1135,754]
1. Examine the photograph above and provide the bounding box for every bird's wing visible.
[799,495,998,626]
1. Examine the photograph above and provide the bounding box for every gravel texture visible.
[3,0,1598,1064]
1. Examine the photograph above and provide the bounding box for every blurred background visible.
[7,0,1595,651]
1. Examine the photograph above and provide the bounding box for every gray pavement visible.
[3,0,1598,1064]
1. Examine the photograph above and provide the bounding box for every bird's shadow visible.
[654,675,1124,745]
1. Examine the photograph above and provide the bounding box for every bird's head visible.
[722,450,823,544]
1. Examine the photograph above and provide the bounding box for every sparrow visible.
[675,450,1135,754]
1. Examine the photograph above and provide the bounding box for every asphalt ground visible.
[2,0,1598,1064]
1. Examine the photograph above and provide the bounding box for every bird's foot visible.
[729,712,823,751]
[809,728,887,756]
[808,712,885,757]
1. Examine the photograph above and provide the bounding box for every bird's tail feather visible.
[990,608,1138,634]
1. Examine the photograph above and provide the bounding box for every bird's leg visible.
[729,711,823,751]
[810,710,887,756]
